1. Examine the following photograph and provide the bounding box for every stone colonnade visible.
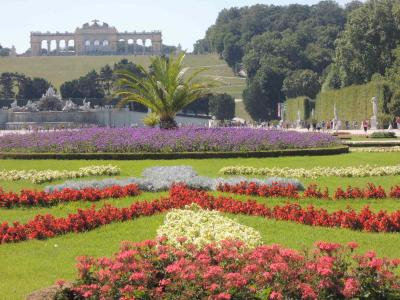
[30,25,162,56]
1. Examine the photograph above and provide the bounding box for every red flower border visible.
[0,184,140,208]
[1,186,400,245]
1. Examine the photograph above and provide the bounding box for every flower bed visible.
[1,186,400,245]
[0,128,339,153]
[351,146,400,152]
[156,204,262,249]
[0,184,140,208]
[0,165,120,184]
[46,166,304,192]
[57,239,400,300]
[220,164,400,178]
[220,182,400,200]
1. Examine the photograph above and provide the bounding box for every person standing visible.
[363,119,369,133]
[396,116,400,130]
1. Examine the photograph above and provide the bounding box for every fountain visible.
[0,88,209,129]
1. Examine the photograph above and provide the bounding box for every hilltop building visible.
[30,20,162,56]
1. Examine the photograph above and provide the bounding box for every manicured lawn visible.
[0,152,399,299]
[1,213,399,299]
[0,152,399,192]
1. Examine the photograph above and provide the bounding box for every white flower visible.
[219,164,400,178]
[156,204,262,249]
[0,165,120,184]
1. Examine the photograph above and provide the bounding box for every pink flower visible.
[342,278,359,298]
[300,283,317,300]
[347,241,359,250]
[129,272,145,281]
[270,291,283,300]
[216,292,231,300]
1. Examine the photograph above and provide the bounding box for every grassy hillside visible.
[0,54,251,120]
[0,54,246,99]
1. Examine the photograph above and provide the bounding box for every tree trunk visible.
[159,116,178,129]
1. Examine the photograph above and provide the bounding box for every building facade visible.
[30,20,162,56]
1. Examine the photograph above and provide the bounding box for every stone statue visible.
[37,87,64,111]
[79,98,91,111]
[62,99,78,112]
[333,104,338,121]
[371,97,378,118]
[10,100,18,109]
[370,96,378,130]
[296,110,301,128]
[24,100,39,112]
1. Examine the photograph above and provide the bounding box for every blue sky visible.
[1,0,353,53]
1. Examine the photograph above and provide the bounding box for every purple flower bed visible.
[0,128,339,153]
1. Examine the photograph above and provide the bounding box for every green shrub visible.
[370,132,396,139]
[209,93,235,120]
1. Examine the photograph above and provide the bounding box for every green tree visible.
[209,93,235,120]
[16,76,51,99]
[243,63,286,121]
[99,65,114,96]
[60,80,82,98]
[335,0,400,87]
[0,73,15,98]
[114,53,213,129]
[282,69,321,98]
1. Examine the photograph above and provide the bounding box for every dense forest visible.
[194,0,400,121]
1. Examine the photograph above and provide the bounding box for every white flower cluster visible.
[0,165,120,184]
[45,166,304,192]
[219,164,400,178]
[156,204,262,249]
[350,147,400,153]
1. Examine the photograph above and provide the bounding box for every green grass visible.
[0,213,399,299]
[0,152,399,299]
[0,151,399,192]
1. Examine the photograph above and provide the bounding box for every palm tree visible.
[114,52,214,129]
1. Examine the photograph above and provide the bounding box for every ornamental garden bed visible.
[1,157,399,299]
[0,127,340,153]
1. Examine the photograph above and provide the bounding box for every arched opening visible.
[68,40,75,51]
[136,39,144,55]
[117,38,126,53]
[127,39,135,54]
[40,40,49,55]
[49,40,57,54]
[85,40,91,47]
[59,40,66,51]
[145,39,153,55]
[94,40,100,47]
[102,40,109,47]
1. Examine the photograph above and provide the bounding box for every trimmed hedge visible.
[370,132,397,139]
[315,81,393,124]
[343,141,400,147]
[284,96,315,121]
[0,146,349,160]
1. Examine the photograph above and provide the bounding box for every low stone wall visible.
[0,111,210,129]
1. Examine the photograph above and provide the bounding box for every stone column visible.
[47,41,51,55]
[30,34,42,56]
[152,41,162,55]
[133,41,136,55]
[31,41,41,56]
[56,40,60,54]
